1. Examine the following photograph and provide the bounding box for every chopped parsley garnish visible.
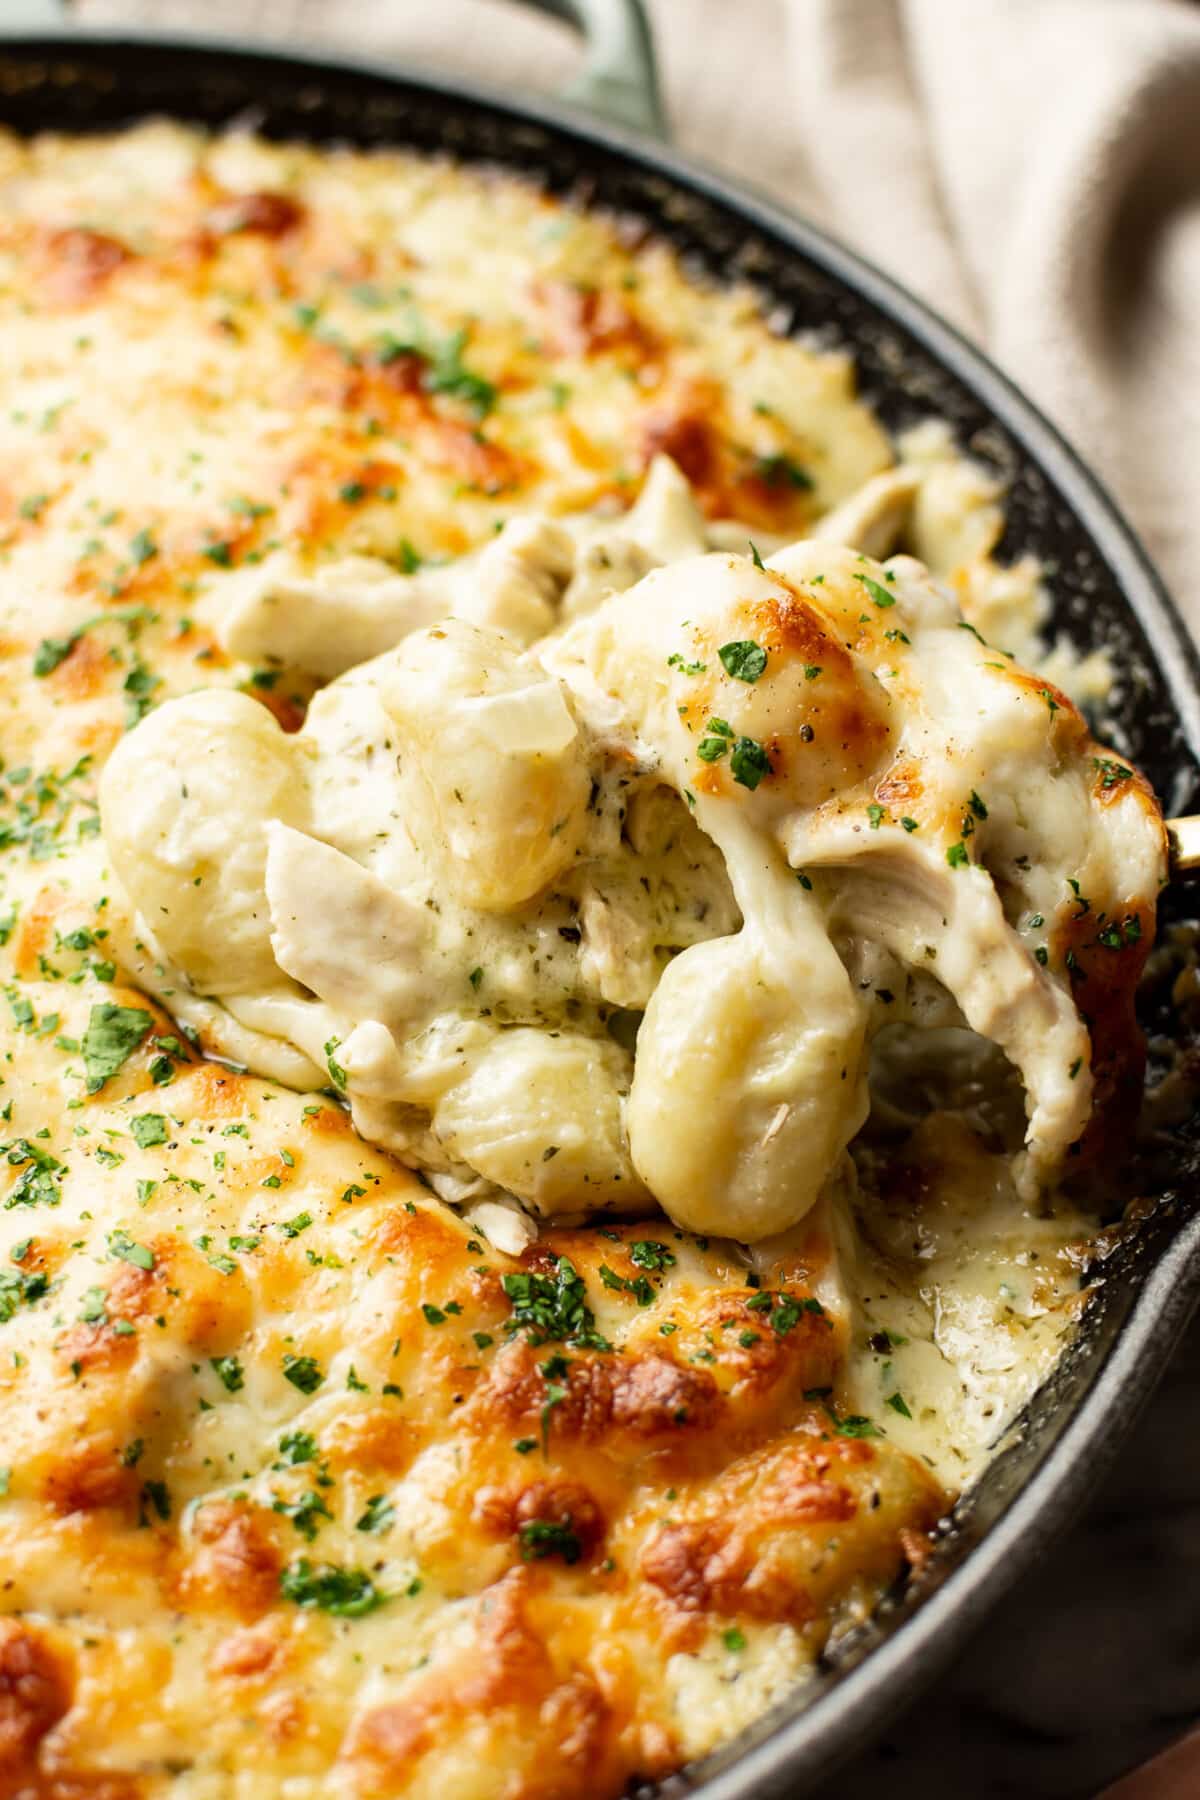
[107,1229,153,1271]
[0,1263,48,1322]
[140,1478,171,1522]
[501,1255,611,1350]
[82,1003,152,1093]
[598,1264,654,1307]
[900,816,919,833]
[130,1113,167,1148]
[1095,914,1142,951]
[2,1139,64,1210]
[830,1409,881,1439]
[748,540,765,569]
[629,1241,676,1272]
[356,1494,396,1534]
[854,573,896,609]
[718,639,768,683]
[723,1627,747,1652]
[885,1391,912,1418]
[323,1037,347,1090]
[1093,757,1133,790]
[280,1559,385,1617]
[210,1355,244,1393]
[273,1490,333,1541]
[423,326,496,416]
[867,803,885,830]
[753,451,812,491]
[276,1430,318,1467]
[745,1290,823,1336]
[946,842,969,870]
[518,1517,583,1564]
[697,717,734,761]
[282,1353,324,1394]
[667,652,707,676]
[730,736,771,790]
[122,658,161,729]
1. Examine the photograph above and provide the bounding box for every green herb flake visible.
[130,1113,167,1149]
[501,1255,610,1351]
[210,1354,244,1393]
[730,736,771,791]
[629,1241,676,1272]
[718,639,767,684]
[323,1037,347,1090]
[82,1004,152,1093]
[280,1559,384,1617]
[518,1517,582,1565]
[129,528,158,567]
[282,1353,324,1394]
[276,1429,317,1467]
[753,452,812,491]
[356,1494,395,1534]
[854,573,896,609]
[667,652,707,676]
[1093,757,1133,790]
[108,1228,154,1271]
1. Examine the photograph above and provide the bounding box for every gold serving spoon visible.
[1170,817,1200,874]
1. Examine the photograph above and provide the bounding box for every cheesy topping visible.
[0,120,1161,1800]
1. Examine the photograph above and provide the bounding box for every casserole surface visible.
[0,116,1185,1800]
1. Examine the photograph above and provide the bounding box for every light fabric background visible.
[76,0,1200,635]
[27,3,1200,1794]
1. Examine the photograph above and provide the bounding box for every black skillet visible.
[3,3,1200,1794]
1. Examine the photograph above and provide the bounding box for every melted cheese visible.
[100,537,1163,1246]
[0,119,1162,1800]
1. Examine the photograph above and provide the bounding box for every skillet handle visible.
[1,0,666,140]
[516,0,667,139]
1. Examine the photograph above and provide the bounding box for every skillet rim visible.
[2,26,1200,1798]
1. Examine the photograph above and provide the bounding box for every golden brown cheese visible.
[0,121,1115,1799]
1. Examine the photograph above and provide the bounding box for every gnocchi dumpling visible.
[380,619,592,910]
[432,1029,649,1216]
[99,689,310,995]
[627,913,869,1240]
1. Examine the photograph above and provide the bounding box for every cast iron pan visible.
[3,4,1200,1795]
